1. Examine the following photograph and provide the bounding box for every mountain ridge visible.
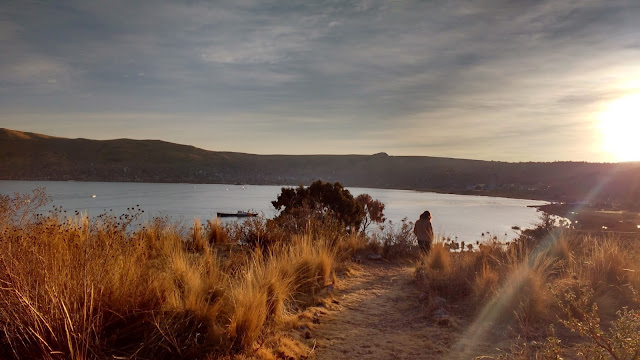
[2,128,640,207]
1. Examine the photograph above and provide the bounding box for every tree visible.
[355,193,386,232]
[271,180,364,231]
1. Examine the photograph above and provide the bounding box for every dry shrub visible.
[285,235,335,306]
[228,216,286,249]
[227,262,272,352]
[414,220,640,349]
[375,218,419,260]
[416,231,579,324]
[476,235,563,327]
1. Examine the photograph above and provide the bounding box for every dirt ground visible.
[309,262,507,360]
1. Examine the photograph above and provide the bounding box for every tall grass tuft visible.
[416,242,481,304]
[206,218,229,245]
[425,242,451,272]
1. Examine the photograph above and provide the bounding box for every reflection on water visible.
[0,180,546,243]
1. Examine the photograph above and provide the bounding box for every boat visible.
[217,211,258,218]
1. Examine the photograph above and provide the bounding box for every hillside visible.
[2,128,640,207]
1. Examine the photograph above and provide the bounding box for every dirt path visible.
[311,263,466,360]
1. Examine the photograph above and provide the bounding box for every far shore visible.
[1,178,554,202]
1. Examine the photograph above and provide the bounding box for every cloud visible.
[1,0,639,161]
[1,58,69,86]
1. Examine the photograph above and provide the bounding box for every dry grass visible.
[472,263,500,303]
[416,241,481,304]
[425,242,451,271]
[3,189,638,358]
[337,231,369,260]
[0,191,341,359]
[415,229,640,331]
[566,236,640,319]
[206,218,230,245]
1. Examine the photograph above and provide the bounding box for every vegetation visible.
[355,193,386,232]
[2,185,639,359]
[415,215,640,358]
[373,217,417,259]
[271,180,385,234]
[0,189,364,359]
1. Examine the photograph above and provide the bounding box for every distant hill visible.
[2,128,640,207]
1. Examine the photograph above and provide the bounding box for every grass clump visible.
[416,242,481,304]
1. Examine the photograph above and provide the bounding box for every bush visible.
[554,281,640,359]
[271,180,364,232]
[375,217,418,259]
[271,180,386,236]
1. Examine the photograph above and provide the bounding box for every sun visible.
[598,93,640,162]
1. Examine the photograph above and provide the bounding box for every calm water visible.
[0,180,546,243]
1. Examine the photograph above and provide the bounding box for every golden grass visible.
[0,193,341,359]
[472,263,500,303]
[416,230,640,328]
[3,190,638,358]
[206,218,230,245]
[425,242,451,272]
[416,242,481,303]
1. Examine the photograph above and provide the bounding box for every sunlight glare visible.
[598,94,640,162]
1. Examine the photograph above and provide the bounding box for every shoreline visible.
[0,178,554,203]
[531,202,640,234]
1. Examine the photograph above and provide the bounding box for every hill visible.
[2,128,640,207]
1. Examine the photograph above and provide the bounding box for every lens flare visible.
[598,93,640,162]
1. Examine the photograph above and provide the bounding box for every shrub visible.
[355,193,386,232]
[554,281,640,359]
[376,217,418,259]
[271,180,364,232]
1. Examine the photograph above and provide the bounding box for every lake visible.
[0,180,546,243]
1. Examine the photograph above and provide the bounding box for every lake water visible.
[0,180,546,243]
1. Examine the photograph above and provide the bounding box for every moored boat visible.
[217,211,258,218]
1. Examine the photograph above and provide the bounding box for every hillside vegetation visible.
[3,128,640,208]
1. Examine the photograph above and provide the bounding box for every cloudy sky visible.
[2,0,639,162]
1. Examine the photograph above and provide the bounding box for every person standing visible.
[414,211,434,254]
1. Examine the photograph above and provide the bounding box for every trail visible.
[311,263,469,360]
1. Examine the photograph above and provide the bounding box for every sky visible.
[1,0,640,162]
